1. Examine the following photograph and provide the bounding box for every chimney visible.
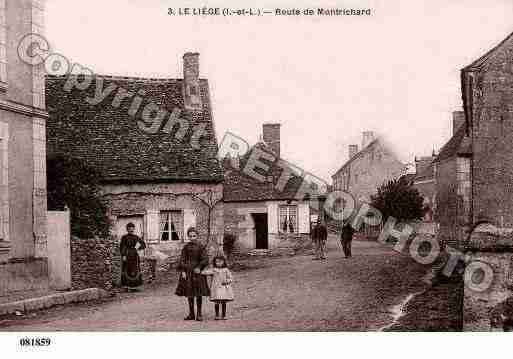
[183,52,202,110]
[452,111,465,135]
[415,156,433,175]
[348,144,358,159]
[362,131,375,149]
[262,123,281,158]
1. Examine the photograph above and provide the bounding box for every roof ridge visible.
[46,74,211,83]
[463,30,513,71]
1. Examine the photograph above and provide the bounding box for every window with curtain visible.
[279,205,298,234]
[160,211,183,242]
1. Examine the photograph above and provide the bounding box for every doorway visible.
[252,213,268,249]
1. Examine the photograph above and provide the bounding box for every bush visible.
[47,155,110,238]
[223,233,238,258]
[370,177,425,223]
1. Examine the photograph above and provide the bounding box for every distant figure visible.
[201,255,234,320]
[340,221,355,258]
[120,222,147,291]
[311,218,328,260]
[175,227,210,321]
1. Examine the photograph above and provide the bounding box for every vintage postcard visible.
[1,0,512,356]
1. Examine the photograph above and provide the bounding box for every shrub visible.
[47,154,110,238]
[370,177,425,223]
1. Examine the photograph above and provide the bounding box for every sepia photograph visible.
[0,0,512,356]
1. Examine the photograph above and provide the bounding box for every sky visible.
[45,0,513,182]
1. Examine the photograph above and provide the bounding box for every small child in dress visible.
[203,255,234,320]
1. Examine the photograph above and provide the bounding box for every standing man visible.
[311,216,328,260]
[340,220,355,258]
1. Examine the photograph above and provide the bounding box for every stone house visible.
[447,31,513,330]
[223,124,313,254]
[0,0,48,295]
[332,131,406,204]
[46,53,224,263]
[433,111,471,250]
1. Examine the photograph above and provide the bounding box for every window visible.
[279,205,298,234]
[160,211,183,241]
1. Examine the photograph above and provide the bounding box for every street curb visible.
[0,288,109,316]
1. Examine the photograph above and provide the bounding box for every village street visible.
[1,238,430,331]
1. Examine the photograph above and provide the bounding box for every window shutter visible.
[146,210,160,241]
[298,202,310,234]
[183,209,196,242]
[268,203,278,234]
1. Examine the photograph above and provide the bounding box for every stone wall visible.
[70,236,116,291]
[469,44,513,230]
[435,156,471,250]
[463,226,513,331]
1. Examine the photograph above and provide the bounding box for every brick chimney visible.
[349,144,358,159]
[362,131,375,149]
[183,52,202,110]
[452,111,465,135]
[262,123,281,158]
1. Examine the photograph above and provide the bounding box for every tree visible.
[195,188,223,243]
[47,155,110,238]
[370,177,425,223]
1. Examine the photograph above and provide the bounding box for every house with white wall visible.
[223,124,313,254]
[46,53,224,260]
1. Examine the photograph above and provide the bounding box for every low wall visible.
[71,237,220,290]
[0,258,49,295]
[463,226,513,331]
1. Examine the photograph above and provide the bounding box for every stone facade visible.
[435,156,471,250]
[224,200,311,254]
[102,183,224,261]
[332,133,405,203]
[0,1,49,294]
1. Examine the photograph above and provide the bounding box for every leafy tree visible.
[47,155,110,238]
[370,177,425,223]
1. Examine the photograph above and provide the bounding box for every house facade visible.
[0,0,48,294]
[433,112,471,249]
[332,131,406,204]
[46,53,224,261]
[223,124,313,254]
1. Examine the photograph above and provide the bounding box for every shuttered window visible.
[279,205,298,234]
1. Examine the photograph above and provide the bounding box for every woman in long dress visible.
[175,227,210,321]
[120,222,147,291]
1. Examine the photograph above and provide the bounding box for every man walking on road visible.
[311,216,328,260]
[340,220,355,258]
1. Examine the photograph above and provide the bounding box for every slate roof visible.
[434,124,472,163]
[223,142,318,202]
[46,75,223,183]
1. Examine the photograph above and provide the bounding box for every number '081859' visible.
[19,337,51,346]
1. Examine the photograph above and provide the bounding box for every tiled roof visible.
[223,142,315,202]
[434,124,472,163]
[46,75,223,183]
[463,31,513,71]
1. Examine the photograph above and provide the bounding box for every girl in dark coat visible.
[175,227,210,321]
[120,222,147,290]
